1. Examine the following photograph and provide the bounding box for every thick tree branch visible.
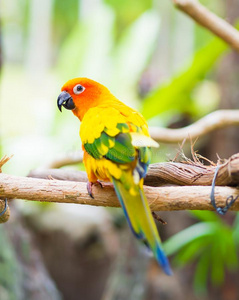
[1,173,239,212]
[146,153,239,186]
[29,152,239,187]
[172,0,239,52]
[29,168,88,182]
[149,110,239,143]
[2,152,239,213]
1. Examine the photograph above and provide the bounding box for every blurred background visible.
[0,0,239,299]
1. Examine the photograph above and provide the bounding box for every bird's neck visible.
[72,106,88,121]
[73,93,121,122]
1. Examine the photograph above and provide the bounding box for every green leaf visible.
[210,234,225,286]
[104,0,152,35]
[193,253,210,295]
[163,222,216,256]
[190,210,222,223]
[221,227,238,270]
[233,213,239,245]
[141,37,228,119]
[173,236,211,267]
[167,217,238,293]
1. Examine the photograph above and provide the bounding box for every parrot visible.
[57,77,172,275]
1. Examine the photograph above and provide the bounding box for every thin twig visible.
[172,138,187,162]
[0,155,13,172]
[152,212,167,225]
[172,0,239,52]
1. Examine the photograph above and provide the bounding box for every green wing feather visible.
[84,123,136,164]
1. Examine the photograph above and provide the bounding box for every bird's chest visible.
[83,150,115,182]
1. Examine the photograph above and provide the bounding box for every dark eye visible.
[73,84,85,95]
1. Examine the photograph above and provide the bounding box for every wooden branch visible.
[146,153,239,186]
[29,168,88,182]
[1,173,239,211]
[172,0,239,52]
[149,110,239,143]
[42,152,84,169]
[29,152,239,187]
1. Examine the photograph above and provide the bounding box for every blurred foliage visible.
[104,0,152,39]
[52,0,79,47]
[0,227,22,299]
[141,37,228,120]
[164,211,238,294]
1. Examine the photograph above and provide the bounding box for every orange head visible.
[57,77,113,121]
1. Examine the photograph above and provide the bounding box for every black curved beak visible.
[57,91,75,112]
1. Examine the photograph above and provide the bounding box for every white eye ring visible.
[73,84,85,95]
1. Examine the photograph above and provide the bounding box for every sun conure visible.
[57,77,172,275]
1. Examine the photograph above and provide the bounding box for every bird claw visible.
[87,181,103,199]
[210,166,238,215]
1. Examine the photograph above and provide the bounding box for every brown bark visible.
[0,152,238,212]
[1,173,239,211]
[29,152,239,187]
[145,153,239,186]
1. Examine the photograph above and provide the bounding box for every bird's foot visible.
[87,181,103,199]
[210,165,238,215]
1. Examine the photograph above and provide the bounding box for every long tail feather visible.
[112,177,172,276]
